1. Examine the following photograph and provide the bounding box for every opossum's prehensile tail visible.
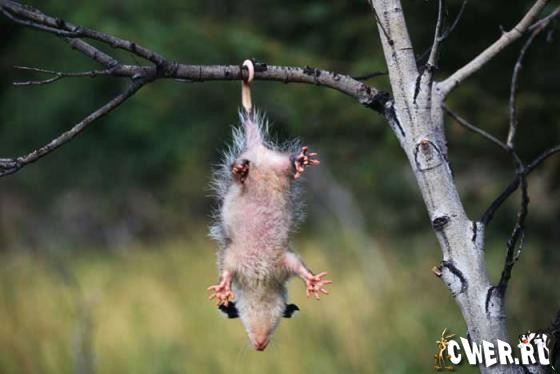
[240,109,264,149]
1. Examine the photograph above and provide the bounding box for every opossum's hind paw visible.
[208,283,234,306]
[292,146,319,179]
[305,272,332,300]
[231,159,250,183]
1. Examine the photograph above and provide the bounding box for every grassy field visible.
[0,233,555,374]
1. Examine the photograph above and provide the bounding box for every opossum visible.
[208,110,331,351]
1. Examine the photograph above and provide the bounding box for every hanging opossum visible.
[208,60,331,351]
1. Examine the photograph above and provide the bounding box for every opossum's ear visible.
[283,304,300,318]
[218,302,239,319]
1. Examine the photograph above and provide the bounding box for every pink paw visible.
[305,272,332,300]
[293,146,319,179]
[208,281,234,306]
[231,159,249,183]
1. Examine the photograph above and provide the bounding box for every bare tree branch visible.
[438,0,549,97]
[0,0,389,178]
[1,0,167,65]
[482,144,560,225]
[507,7,559,148]
[63,38,119,68]
[12,66,117,86]
[415,0,468,67]
[427,0,446,69]
[443,105,509,152]
[439,0,468,42]
[0,78,148,177]
[529,5,560,31]
[1,1,386,106]
[495,154,528,294]
[352,71,387,81]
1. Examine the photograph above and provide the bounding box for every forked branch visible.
[0,0,388,178]
[438,0,549,97]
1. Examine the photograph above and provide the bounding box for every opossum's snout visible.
[237,294,286,352]
[252,334,270,351]
[246,318,277,352]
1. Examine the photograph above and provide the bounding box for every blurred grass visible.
[0,233,487,374]
[0,231,557,374]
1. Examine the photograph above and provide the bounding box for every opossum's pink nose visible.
[253,336,269,351]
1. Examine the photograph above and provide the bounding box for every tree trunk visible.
[370,1,539,373]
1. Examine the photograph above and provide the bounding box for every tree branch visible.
[481,144,560,225]
[438,0,549,97]
[1,0,167,66]
[507,7,559,148]
[63,38,119,68]
[443,105,509,152]
[1,1,386,107]
[1,0,389,110]
[0,0,390,178]
[415,0,468,68]
[495,154,528,294]
[439,0,468,42]
[0,78,148,177]
[12,66,118,86]
[427,0,446,69]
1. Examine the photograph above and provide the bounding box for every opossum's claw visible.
[207,283,234,306]
[231,159,250,183]
[304,271,332,300]
[293,146,320,179]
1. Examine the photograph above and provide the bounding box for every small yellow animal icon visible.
[434,328,456,371]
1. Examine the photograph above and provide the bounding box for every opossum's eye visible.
[283,304,299,318]
[218,302,239,319]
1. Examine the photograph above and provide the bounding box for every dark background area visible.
[0,1,558,373]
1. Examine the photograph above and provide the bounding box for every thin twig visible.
[2,0,167,65]
[529,5,560,31]
[0,78,148,177]
[12,66,116,86]
[427,0,446,69]
[481,144,560,225]
[416,0,468,66]
[438,0,468,42]
[508,10,557,148]
[352,71,387,81]
[443,105,509,152]
[496,152,528,293]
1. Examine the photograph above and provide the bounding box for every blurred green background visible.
[0,0,559,373]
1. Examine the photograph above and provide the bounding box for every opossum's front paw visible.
[208,282,234,306]
[231,159,250,183]
[292,146,319,179]
[304,272,332,300]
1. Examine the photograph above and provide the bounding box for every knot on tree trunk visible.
[440,261,468,297]
[414,139,444,171]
